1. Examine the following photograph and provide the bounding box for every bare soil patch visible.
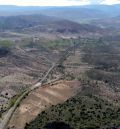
[8,80,81,129]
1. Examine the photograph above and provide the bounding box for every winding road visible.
[0,62,56,129]
[0,41,80,129]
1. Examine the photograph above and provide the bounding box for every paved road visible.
[0,62,55,129]
[31,63,55,90]
[0,90,29,129]
[0,41,80,129]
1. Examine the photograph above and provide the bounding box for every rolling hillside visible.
[0,14,105,36]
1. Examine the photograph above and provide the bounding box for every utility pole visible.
[74,42,76,56]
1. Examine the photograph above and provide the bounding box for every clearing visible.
[7,80,81,129]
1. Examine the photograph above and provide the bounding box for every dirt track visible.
[8,80,81,129]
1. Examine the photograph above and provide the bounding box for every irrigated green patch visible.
[42,39,73,50]
[0,40,13,49]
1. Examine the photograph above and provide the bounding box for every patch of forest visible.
[25,94,120,129]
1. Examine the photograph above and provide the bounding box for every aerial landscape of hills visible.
[0,3,120,129]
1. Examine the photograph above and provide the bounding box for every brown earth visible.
[7,80,81,129]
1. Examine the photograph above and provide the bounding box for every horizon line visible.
[0,4,120,7]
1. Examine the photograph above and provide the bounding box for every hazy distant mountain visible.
[0,4,120,23]
[0,14,59,30]
[37,5,120,23]
[90,15,120,30]
[0,14,104,35]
